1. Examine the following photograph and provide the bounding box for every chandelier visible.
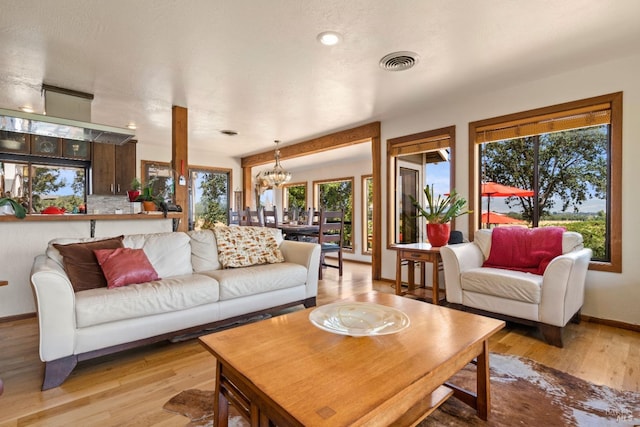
[261,140,291,187]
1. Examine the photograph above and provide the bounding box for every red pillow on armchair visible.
[483,226,565,275]
[94,248,160,289]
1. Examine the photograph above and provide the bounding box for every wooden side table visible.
[392,243,444,305]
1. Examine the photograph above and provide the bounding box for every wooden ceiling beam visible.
[241,122,381,168]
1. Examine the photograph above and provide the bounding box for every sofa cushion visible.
[74,273,220,328]
[123,232,193,278]
[52,236,125,292]
[188,229,222,272]
[201,262,307,300]
[94,248,160,289]
[213,226,284,268]
[461,267,543,304]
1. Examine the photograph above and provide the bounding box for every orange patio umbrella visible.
[482,182,534,227]
[481,211,526,225]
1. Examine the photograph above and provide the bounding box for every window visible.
[314,177,354,250]
[0,158,88,213]
[387,126,454,246]
[362,175,373,254]
[282,182,307,212]
[141,161,174,203]
[469,92,622,272]
[188,167,230,230]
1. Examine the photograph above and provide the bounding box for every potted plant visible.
[136,179,161,211]
[410,184,471,246]
[127,177,141,202]
[0,197,27,219]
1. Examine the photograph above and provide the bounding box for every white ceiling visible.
[1,0,639,165]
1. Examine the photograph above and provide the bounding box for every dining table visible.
[278,223,319,240]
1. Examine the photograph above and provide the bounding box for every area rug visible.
[164,353,640,426]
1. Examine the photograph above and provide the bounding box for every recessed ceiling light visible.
[126,123,137,130]
[220,130,238,136]
[317,31,342,46]
[19,105,34,113]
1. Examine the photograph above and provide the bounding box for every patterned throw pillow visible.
[213,226,285,268]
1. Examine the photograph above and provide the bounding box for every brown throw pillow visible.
[53,236,124,292]
[94,248,160,289]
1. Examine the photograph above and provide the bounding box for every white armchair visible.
[440,229,592,347]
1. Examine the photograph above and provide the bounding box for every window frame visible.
[468,92,622,273]
[361,174,373,255]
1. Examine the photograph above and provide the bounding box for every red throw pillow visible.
[483,227,564,275]
[53,236,124,292]
[94,248,160,289]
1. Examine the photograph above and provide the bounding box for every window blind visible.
[475,102,611,144]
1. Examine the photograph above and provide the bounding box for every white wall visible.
[380,53,640,326]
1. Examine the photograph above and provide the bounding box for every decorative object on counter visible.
[410,184,470,247]
[136,178,162,211]
[0,197,27,218]
[41,206,66,215]
[127,177,141,202]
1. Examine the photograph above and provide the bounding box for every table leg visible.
[431,255,439,305]
[408,260,415,292]
[215,362,229,427]
[476,340,491,420]
[395,252,402,295]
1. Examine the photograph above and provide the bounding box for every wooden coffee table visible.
[200,292,504,426]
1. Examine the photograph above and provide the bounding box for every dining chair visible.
[313,209,344,279]
[245,207,263,226]
[262,206,278,228]
[229,208,245,225]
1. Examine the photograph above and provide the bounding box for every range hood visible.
[0,85,135,145]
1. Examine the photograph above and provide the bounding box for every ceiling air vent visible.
[379,51,420,71]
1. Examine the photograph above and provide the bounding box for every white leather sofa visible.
[440,229,592,347]
[30,228,320,389]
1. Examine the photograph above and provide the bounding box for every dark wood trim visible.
[581,314,640,333]
[38,297,315,390]
[468,92,622,273]
[171,106,189,232]
[0,312,36,323]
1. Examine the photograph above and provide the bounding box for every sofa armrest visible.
[440,243,485,304]
[279,240,321,300]
[30,255,77,362]
[540,248,592,327]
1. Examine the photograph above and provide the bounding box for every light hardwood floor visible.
[0,262,638,426]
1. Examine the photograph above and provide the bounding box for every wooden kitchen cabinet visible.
[91,141,136,195]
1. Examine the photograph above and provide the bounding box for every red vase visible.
[426,223,451,247]
[127,190,140,202]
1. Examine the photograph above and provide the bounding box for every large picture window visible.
[469,92,622,272]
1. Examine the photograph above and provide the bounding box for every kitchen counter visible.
[0,212,183,235]
[0,212,182,222]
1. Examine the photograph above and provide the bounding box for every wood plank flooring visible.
[0,262,638,426]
